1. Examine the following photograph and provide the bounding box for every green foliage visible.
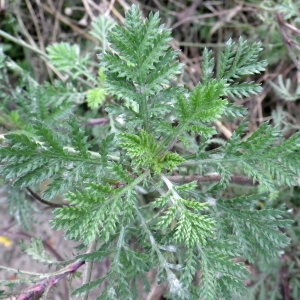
[0,53,80,136]
[100,5,182,133]
[21,239,57,265]
[86,87,106,110]
[217,37,267,98]
[47,42,81,71]
[86,67,107,110]
[89,15,116,52]
[120,130,185,173]
[0,5,299,300]
[199,120,300,190]
[1,185,35,231]
[216,194,292,262]
[270,74,300,101]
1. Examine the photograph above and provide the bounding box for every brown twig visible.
[0,225,70,299]
[276,13,300,72]
[16,260,85,300]
[49,0,64,44]
[172,6,254,30]
[175,0,202,30]
[37,2,94,40]
[24,0,52,80]
[26,187,67,208]
[85,118,110,126]
[167,174,258,186]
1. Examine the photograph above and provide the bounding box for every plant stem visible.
[140,91,150,132]
[0,30,94,88]
[82,238,98,300]
[134,202,174,279]
[181,155,267,166]
[0,29,47,57]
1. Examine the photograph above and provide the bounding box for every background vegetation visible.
[1,0,300,299]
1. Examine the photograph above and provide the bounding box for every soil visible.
[0,200,83,300]
[0,201,161,300]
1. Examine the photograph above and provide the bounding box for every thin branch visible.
[37,2,94,40]
[15,260,85,300]
[0,29,46,57]
[26,187,67,208]
[0,29,67,82]
[81,238,98,300]
[167,174,258,186]
[85,118,110,126]
[276,13,300,72]
[81,0,95,20]
[277,14,300,35]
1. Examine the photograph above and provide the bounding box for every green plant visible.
[0,5,300,300]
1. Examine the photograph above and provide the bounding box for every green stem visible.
[114,226,126,264]
[182,147,222,160]
[136,41,150,132]
[74,66,98,85]
[69,171,150,222]
[134,202,174,278]
[0,266,46,277]
[140,92,150,132]
[99,170,151,211]
[82,238,98,300]
[135,201,186,295]
[0,29,94,88]
[155,122,186,156]
[0,29,46,57]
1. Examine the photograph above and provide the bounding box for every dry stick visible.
[85,118,110,126]
[278,15,300,35]
[26,187,68,208]
[0,225,70,299]
[210,4,243,35]
[214,120,232,139]
[276,13,300,72]
[49,0,64,44]
[24,0,53,81]
[0,0,5,11]
[37,0,48,37]
[0,227,70,300]
[1,228,73,300]
[0,29,66,81]
[145,282,168,300]
[37,2,94,41]
[14,1,50,83]
[86,0,124,23]
[13,6,37,50]
[172,7,251,30]
[167,174,258,186]
[82,0,95,20]
[0,29,94,87]
[176,0,202,31]
[0,30,44,58]
[104,0,116,17]
[13,5,46,79]
[15,260,85,300]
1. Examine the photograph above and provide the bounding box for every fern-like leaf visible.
[100,5,182,132]
[47,42,79,71]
